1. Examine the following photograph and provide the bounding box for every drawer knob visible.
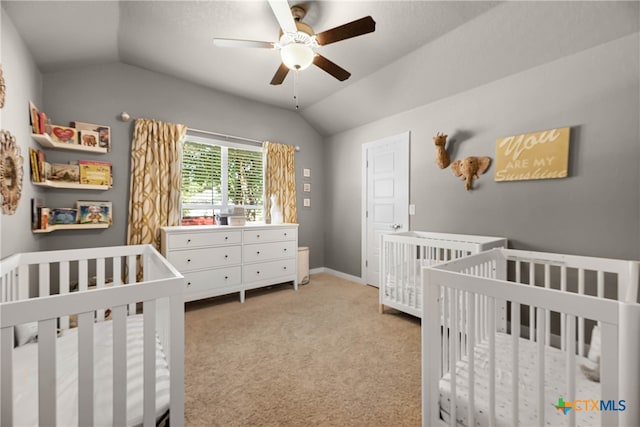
[187,259,191,263]
[225,236,229,240]
[224,276,228,280]
[187,282,192,287]
[187,239,191,243]
[257,251,260,255]
[283,266,287,270]
[284,248,287,252]
[225,254,228,259]
[284,233,287,236]
[257,271,260,275]
[257,234,261,238]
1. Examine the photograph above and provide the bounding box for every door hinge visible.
[366,260,368,267]
[366,211,368,218]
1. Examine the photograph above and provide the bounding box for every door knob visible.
[391,224,401,230]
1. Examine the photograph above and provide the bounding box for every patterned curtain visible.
[127,119,187,249]
[264,141,297,224]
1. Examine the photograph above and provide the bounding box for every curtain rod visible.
[118,111,300,151]
[187,127,263,145]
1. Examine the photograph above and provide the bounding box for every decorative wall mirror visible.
[0,130,24,215]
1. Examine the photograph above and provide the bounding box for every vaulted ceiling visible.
[3,1,639,135]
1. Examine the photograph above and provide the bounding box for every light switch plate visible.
[409,204,415,215]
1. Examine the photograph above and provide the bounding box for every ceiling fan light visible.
[281,43,314,71]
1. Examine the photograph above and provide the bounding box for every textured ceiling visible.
[3,1,639,136]
[3,1,499,109]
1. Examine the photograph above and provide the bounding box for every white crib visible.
[422,248,640,427]
[0,244,185,427]
[380,231,507,317]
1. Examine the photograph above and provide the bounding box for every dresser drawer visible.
[183,267,242,301]
[242,258,296,284]
[243,240,296,263]
[243,228,296,244]
[167,245,241,272]
[166,230,242,250]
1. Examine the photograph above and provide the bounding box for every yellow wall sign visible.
[494,127,570,182]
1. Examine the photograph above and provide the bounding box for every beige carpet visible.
[184,273,421,427]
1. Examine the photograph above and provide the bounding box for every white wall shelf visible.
[31,133,108,154]
[32,223,110,234]
[32,180,110,190]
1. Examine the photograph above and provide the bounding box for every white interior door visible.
[362,132,409,287]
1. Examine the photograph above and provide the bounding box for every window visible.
[180,135,264,225]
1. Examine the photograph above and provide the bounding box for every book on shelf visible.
[79,160,112,186]
[31,198,44,230]
[29,101,40,134]
[49,163,80,183]
[77,201,112,225]
[29,147,39,182]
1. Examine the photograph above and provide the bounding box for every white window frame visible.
[181,134,264,219]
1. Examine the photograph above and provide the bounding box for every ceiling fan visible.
[213,0,376,85]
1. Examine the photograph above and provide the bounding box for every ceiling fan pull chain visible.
[293,69,300,110]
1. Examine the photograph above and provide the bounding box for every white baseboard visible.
[311,267,365,284]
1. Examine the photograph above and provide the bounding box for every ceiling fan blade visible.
[267,0,297,34]
[313,55,351,81]
[213,38,275,49]
[315,16,376,46]
[270,63,290,85]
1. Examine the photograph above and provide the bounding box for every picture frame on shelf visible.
[50,125,78,145]
[79,130,99,148]
[77,201,112,225]
[71,121,111,151]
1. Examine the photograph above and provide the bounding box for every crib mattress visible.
[12,314,170,427]
[439,332,600,427]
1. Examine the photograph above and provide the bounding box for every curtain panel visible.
[127,118,187,249]
[263,141,297,224]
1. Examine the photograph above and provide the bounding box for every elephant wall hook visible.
[451,156,491,191]
[433,132,450,169]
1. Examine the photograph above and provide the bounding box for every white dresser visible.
[160,224,299,302]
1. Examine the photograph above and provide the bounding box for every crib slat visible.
[597,270,605,299]
[78,312,95,426]
[38,263,50,297]
[449,289,457,427]
[529,263,535,342]
[96,258,106,321]
[511,302,520,427]
[578,268,585,356]
[113,256,122,286]
[1,327,14,426]
[169,291,186,427]
[113,305,128,427]
[600,322,619,427]
[544,264,550,346]
[560,266,567,351]
[467,292,476,427]
[128,255,137,314]
[488,297,496,426]
[444,287,450,372]
[59,261,70,329]
[79,259,88,291]
[536,307,545,427]
[144,300,157,427]
[566,314,576,427]
[38,318,57,426]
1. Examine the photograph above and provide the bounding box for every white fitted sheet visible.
[12,314,170,427]
[439,332,600,427]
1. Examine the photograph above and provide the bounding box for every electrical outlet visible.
[409,204,415,215]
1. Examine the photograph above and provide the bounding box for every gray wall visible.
[0,11,43,258]
[40,63,325,268]
[324,33,640,277]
